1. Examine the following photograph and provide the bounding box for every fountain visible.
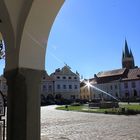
[84,80,120,108]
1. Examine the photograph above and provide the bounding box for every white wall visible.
[120,80,140,98]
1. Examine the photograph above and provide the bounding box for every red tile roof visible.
[96,68,126,78]
[122,68,140,81]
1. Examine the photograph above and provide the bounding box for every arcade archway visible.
[0,1,64,140]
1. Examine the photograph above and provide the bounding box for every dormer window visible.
[69,77,71,79]
[57,76,60,79]
[63,76,66,79]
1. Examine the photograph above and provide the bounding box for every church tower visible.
[122,40,135,69]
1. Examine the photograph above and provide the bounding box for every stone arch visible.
[19,0,64,70]
[0,1,64,140]
[0,1,15,69]
[0,0,35,70]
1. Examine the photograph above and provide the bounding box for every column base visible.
[4,68,45,140]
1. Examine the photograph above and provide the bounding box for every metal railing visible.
[0,91,6,140]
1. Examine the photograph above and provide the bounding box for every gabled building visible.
[50,65,80,100]
[41,71,54,100]
[41,65,80,101]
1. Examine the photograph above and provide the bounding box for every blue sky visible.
[0,0,140,78]
[46,0,140,79]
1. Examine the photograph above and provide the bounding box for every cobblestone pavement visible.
[41,105,140,140]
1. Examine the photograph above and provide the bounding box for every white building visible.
[90,69,125,100]
[120,68,140,100]
[92,82,120,101]
[41,72,54,100]
[81,68,140,101]
[50,65,80,100]
[80,80,90,100]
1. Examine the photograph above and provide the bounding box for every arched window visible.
[63,76,66,79]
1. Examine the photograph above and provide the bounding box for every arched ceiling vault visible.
[0,0,64,71]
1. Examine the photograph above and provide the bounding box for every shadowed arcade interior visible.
[0,0,64,140]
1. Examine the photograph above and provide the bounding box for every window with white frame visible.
[69,85,72,89]
[74,85,78,89]
[57,84,60,89]
[63,85,66,89]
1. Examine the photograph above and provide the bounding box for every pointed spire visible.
[122,39,135,69]
[122,50,125,59]
[129,49,133,58]
[124,39,130,57]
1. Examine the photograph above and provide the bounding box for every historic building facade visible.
[41,72,54,101]
[120,68,140,100]
[41,65,80,101]
[80,40,140,101]
[80,79,91,100]
[50,65,80,100]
